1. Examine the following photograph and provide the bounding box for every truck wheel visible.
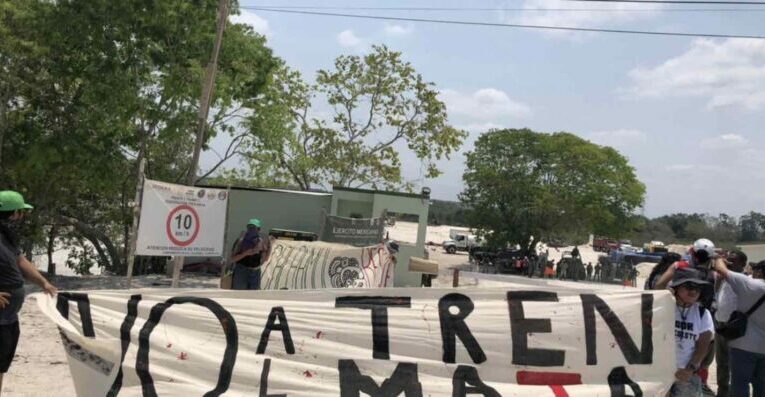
[447,246,456,254]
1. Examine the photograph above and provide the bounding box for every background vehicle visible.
[593,237,620,252]
[643,241,668,254]
[442,229,483,254]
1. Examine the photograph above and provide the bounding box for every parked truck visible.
[442,229,483,254]
[592,237,620,253]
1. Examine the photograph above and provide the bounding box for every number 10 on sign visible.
[166,204,200,247]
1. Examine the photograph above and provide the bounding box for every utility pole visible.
[171,0,230,288]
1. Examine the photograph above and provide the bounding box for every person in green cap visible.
[228,218,269,290]
[0,191,57,392]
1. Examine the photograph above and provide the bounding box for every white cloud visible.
[440,88,531,120]
[628,39,765,110]
[229,10,272,37]
[383,24,414,37]
[506,0,663,40]
[337,29,363,48]
[457,122,505,133]
[589,129,646,148]
[665,164,723,172]
[699,133,749,149]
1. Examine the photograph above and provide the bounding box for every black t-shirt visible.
[0,231,23,291]
[234,234,263,268]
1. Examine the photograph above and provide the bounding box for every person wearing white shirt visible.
[669,268,715,397]
[712,258,765,397]
[713,250,747,397]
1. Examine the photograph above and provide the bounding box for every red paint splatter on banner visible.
[166,343,173,349]
[178,352,188,360]
[515,371,582,397]
[516,371,580,397]
[315,331,323,339]
[550,385,569,397]
[516,371,582,385]
[303,370,314,378]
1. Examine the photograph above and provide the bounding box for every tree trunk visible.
[46,224,58,275]
[0,92,8,169]
[56,215,123,274]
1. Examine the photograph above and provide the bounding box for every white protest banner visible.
[38,284,675,396]
[260,240,394,290]
[135,179,228,256]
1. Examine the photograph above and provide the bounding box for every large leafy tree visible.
[0,0,277,274]
[245,45,466,191]
[461,128,645,253]
[740,211,765,242]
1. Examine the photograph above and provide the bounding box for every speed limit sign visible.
[136,180,228,256]
[165,204,200,247]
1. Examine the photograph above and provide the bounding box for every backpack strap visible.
[746,293,765,316]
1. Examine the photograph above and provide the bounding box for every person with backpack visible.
[712,256,765,397]
[713,250,748,397]
[669,267,714,397]
[229,218,269,290]
[0,191,57,394]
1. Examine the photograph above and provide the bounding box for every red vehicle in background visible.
[593,237,620,253]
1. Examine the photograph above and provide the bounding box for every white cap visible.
[692,238,715,255]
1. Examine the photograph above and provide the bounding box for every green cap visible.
[0,191,33,212]
[248,218,262,227]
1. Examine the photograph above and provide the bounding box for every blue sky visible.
[202,0,765,217]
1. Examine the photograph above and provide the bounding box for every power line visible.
[252,5,765,12]
[243,7,765,39]
[566,0,765,4]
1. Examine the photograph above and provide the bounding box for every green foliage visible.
[65,244,98,276]
[245,45,466,191]
[626,212,765,246]
[0,0,277,274]
[461,128,645,252]
[428,200,469,226]
[739,211,765,242]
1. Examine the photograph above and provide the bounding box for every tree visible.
[245,45,466,191]
[739,211,765,242]
[654,213,706,241]
[0,0,277,274]
[460,128,645,253]
[624,215,676,246]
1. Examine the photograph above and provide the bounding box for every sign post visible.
[125,158,146,288]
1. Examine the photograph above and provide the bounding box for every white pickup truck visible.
[442,229,483,254]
